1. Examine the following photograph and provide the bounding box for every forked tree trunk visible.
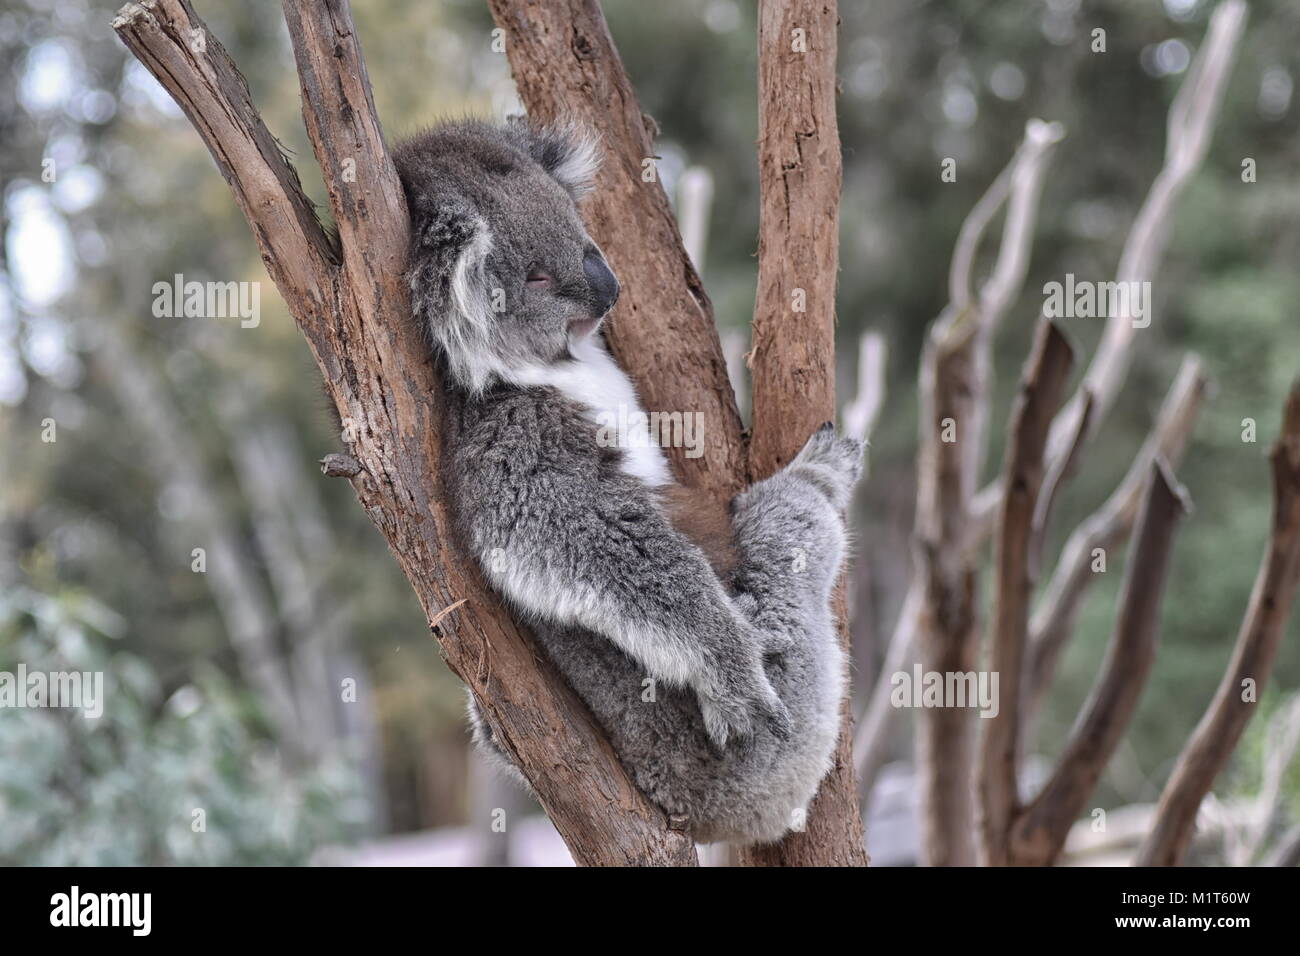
[115,0,866,866]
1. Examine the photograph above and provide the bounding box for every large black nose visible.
[583,250,620,318]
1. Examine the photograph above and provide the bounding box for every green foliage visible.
[0,587,367,866]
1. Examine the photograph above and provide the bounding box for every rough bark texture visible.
[114,0,696,867]
[746,0,842,479]
[1137,383,1300,867]
[736,0,867,868]
[485,0,745,503]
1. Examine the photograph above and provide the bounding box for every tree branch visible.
[115,0,696,867]
[856,120,1062,809]
[112,0,336,307]
[1137,381,1300,866]
[906,123,1062,862]
[280,0,409,292]
[1022,356,1209,741]
[1009,459,1189,866]
[737,0,867,868]
[970,0,1246,530]
[978,320,1076,866]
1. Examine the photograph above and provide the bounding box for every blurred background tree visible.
[1,0,1297,863]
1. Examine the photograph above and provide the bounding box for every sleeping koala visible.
[392,118,862,845]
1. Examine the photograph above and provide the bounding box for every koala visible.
[392,118,863,845]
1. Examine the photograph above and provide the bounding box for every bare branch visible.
[971,1,1246,530]
[1010,460,1190,866]
[978,120,1067,323]
[280,0,408,292]
[906,123,1065,859]
[978,320,1076,866]
[1022,356,1209,737]
[746,0,844,479]
[113,0,336,303]
[948,119,1064,317]
[863,121,1061,823]
[1138,381,1300,866]
[1030,389,1095,561]
[913,312,982,865]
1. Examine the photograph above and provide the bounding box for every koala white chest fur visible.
[511,334,673,488]
[394,117,863,845]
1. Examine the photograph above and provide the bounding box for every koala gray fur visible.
[392,118,863,846]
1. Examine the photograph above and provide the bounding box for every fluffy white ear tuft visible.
[514,118,602,199]
[545,124,601,198]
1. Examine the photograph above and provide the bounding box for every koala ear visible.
[406,190,492,328]
[410,192,482,257]
[509,117,601,199]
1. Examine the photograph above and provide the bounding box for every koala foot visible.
[788,422,865,509]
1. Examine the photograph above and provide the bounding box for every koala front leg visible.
[455,424,793,748]
[729,424,864,652]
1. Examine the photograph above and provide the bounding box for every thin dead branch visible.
[1137,381,1300,866]
[978,320,1076,865]
[1022,356,1210,741]
[1008,460,1190,866]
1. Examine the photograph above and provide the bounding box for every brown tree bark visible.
[736,0,867,868]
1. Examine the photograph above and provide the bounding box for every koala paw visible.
[732,593,794,657]
[698,666,793,751]
[788,422,866,509]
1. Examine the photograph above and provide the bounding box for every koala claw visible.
[789,424,866,508]
[699,664,792,751]
[733,594,793,657]
[700,694,753,751]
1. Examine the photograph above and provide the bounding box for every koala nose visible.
[583,250,620,318]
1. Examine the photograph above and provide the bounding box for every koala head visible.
[393,118,619,394]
